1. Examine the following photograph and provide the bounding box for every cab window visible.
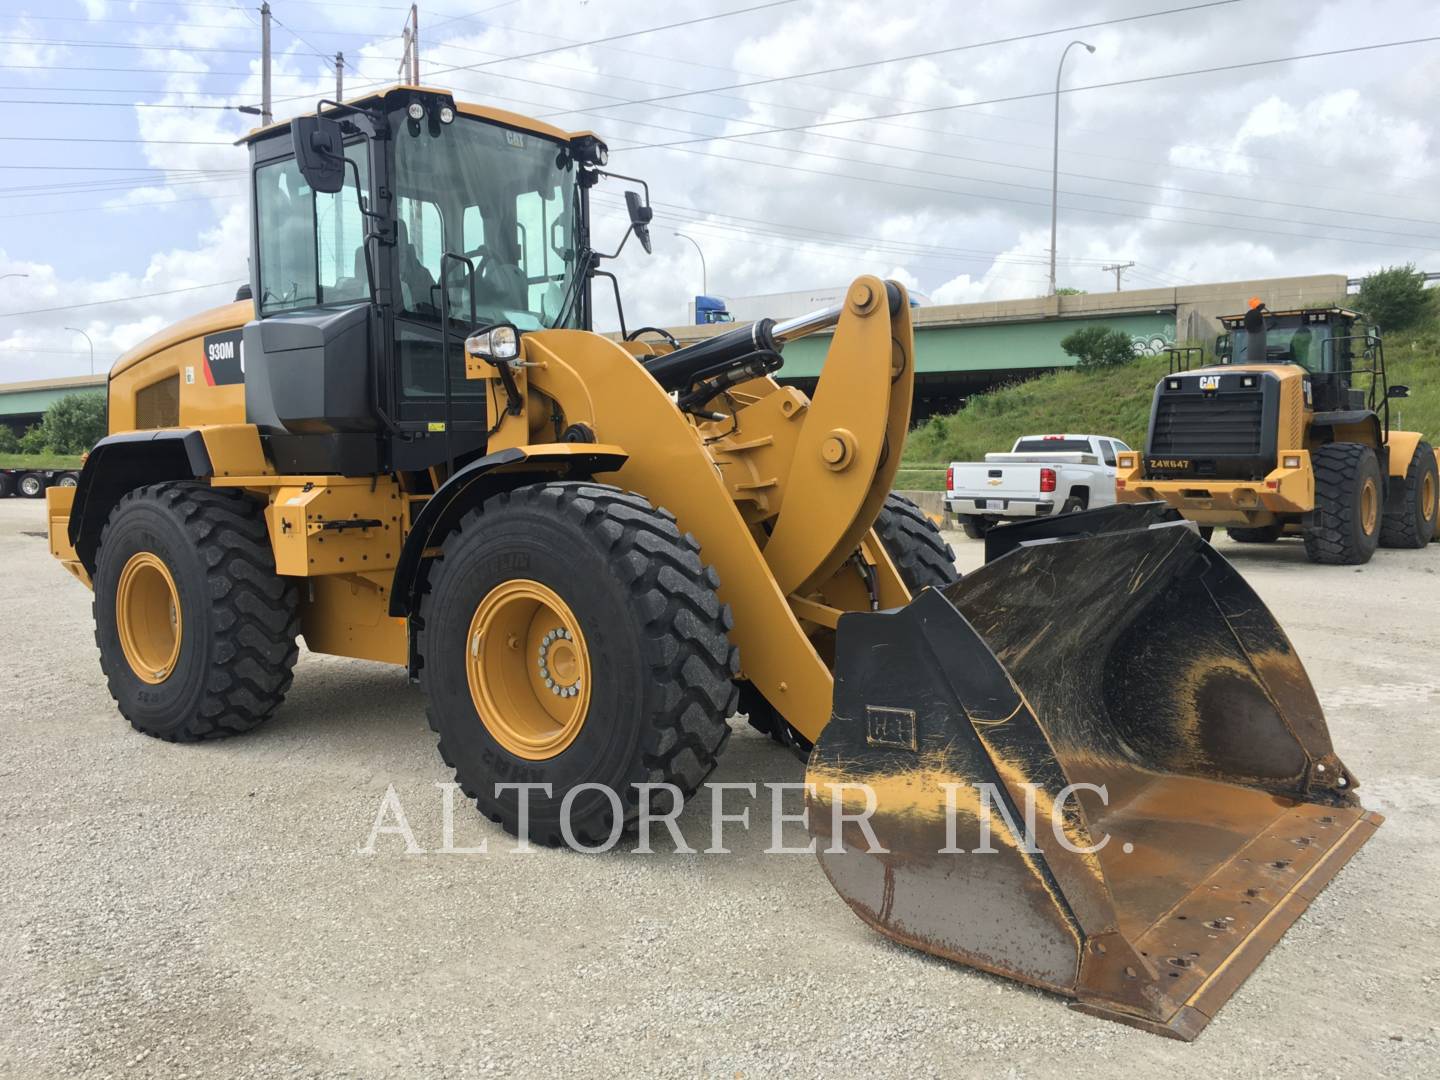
[255,148,369,316]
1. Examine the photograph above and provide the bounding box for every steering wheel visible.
[624,326,681,349]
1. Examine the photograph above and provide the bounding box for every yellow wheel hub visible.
[1361,478,1379,535]
[1423,471,1437,525]
[115,551,183,684]
[465,579,592,760]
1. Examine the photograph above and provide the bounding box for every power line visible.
[0,280,245,320]
[0,136,237,146]
[306,0,805,102]
[648,142,1440,255]
[542,0,1240,119]
[458,82,1440,243]
[616,36,1440,152]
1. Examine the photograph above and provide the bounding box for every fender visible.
[68,429,213,572]
[388,443,629,620]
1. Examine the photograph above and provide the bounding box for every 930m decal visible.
[201,330,245,386]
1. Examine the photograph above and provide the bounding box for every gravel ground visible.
[1,496,1436,1079]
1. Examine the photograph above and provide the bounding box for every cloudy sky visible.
[0,0,1437,380]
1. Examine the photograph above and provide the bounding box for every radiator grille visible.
[1150,391,1263,457]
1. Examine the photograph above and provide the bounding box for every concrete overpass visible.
[0,374,105,436]
[660,274,1349,417]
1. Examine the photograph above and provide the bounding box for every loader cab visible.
[240,88,608,475]
[1215,307,1378,414]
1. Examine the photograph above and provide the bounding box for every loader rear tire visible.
[417,482,738,848]
[1303,443,1382,565]
[92,483,300,741]
[1228,523,1283,543]
[1379,441,1438,549]
[873,493,960,593]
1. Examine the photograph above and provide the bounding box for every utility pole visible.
[400,4,421,84]
[260,2,272,125]
[1102,261,1135,292]
[335,52,344,99]
[1048,40,1095,296]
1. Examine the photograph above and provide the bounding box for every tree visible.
[17,425,48,454]
[0,426,18,454]
[1055,287,1088,296]
[1356,264,1432,331]
[1060,325,1136,370]
[37,391,106,455]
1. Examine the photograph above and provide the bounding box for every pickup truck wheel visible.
[18,472,45,498]
[1228,523,1283,543]
[1061,497,1085,514]
[959,515,991,540]
[873,493,960,593]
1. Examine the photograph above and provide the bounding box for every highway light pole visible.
[1049,40,1095,297]
[65,327,95,375]
[0,272,29,283]
[673,232,707,295]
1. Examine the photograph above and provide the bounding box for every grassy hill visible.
[898,324,1440,491]
[0,453,84,470]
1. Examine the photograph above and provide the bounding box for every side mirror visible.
[291,114,346,194]
[1388,384,1410,399]
[625,190,653,254]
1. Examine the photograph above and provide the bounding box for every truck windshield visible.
[1013,438,1092,453]
[391,114,580,331]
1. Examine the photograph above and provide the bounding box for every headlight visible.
[465,325,520,362]
[1118,455,1135,469]
[439,105,455,124]
[570,134,609,166]
[407,102,425,121]
[1283,454,1302,469]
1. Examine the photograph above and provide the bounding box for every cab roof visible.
[237,84,599,148]
[1218,306,1365,324]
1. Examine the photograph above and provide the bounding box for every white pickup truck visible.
[946,433,1130,539]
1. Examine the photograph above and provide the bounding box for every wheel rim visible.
[1423,470,1437,525]
[115,552,183,684]
[59,476,77,488]
[465,579,591,760]
[21,478,39,495]
[1360,477,1379,535]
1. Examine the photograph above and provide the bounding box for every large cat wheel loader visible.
[46,87,1380,1040]
[1117,300,1439,562]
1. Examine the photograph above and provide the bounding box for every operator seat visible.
[395,220,436,311]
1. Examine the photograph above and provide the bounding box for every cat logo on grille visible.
[1199,375,1221,392]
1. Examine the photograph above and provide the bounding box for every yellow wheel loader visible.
[1117,301,1439,562]
[46,87,1380,1040]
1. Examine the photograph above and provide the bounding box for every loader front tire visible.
[1303,443,1382,565]
[93,483,300,741]
[417,482,738,848]
[1379,441,1438,549]
[873,493,960,592]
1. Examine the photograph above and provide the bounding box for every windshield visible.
[1226,323,1333,371]
[392,113,580,331]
